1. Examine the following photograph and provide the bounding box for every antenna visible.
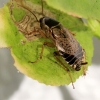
[19,5,39,22]
[10,0,39,22]
[41,0,45,16]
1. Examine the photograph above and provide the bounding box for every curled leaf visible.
[0,0,93,87]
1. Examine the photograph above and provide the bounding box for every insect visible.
[39,17,88,71]
[10,0,88,88]
[38,0,88,72]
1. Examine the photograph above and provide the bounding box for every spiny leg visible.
[29,42,55,63]
[54,51,75,89]
[40,42,55,59]
[83,65,86,76]
[82,62,88,76]
[82,49,88,76]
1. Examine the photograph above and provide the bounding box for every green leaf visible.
[0,0,93,87]
[46,0,100,20]
[87,19,100,38]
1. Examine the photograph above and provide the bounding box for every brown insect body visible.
[39,17,87,71]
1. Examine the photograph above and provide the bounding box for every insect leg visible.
[40,42,55,59]
[40,0,45,16]
[29,42,55,63]
[38,30,48,38]
[82,49,88,76]
[54,51,75,89]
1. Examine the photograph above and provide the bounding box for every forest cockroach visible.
[10,0,88,89]
[39,17,88,71]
